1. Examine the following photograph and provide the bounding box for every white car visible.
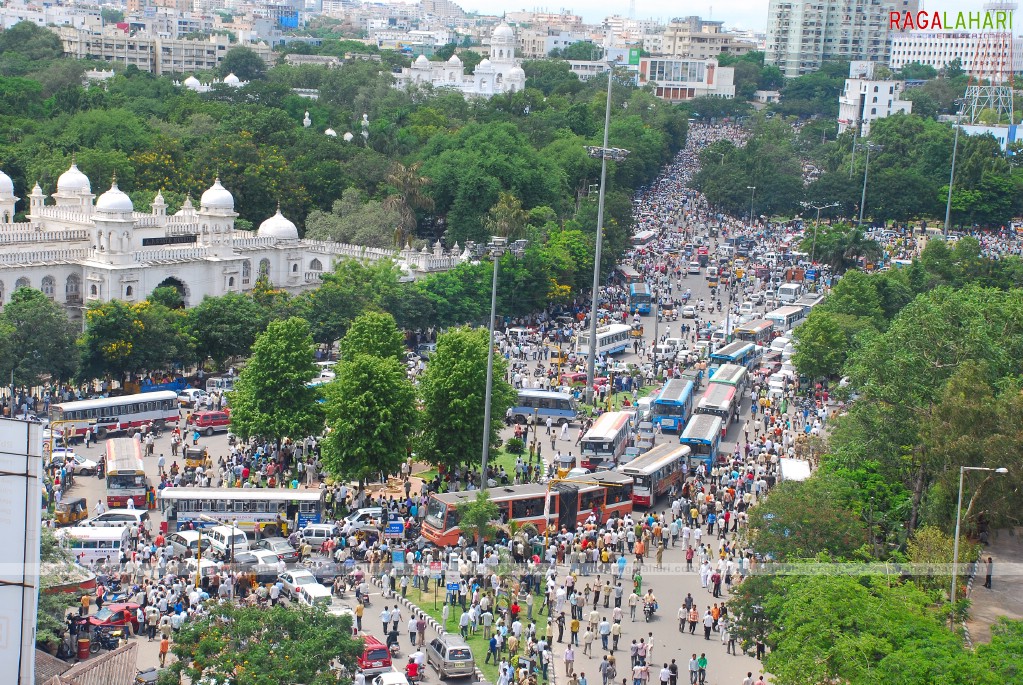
[178,388,208,407]
[49,448,99,475]
[682,305,697,318]
[278,569,319,600]
[740,301,755,316]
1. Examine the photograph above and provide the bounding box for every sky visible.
[449,0,1005,34]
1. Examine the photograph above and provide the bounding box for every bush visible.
[505,437,525,454]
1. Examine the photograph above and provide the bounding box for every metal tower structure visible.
[962,1,1016,125]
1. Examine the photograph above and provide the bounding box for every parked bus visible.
[733,319,774,346]
[205,376,236,393]
[619,443,691,507]
[576,324,631,357]
[580,411,633,470]
[628,282,653,315]
[708,341,760,374]
[765,305,807,333]
[104,438,148,509]
[631,230,657,248]
[709,364,749,395]
[159,488,325,534]
[616,266,644,285]
[421,471,634,546]
[57,526,130,566]
[511,389,580,426]
[679,414,723,471]
[649,379,695,432]
[794,293,825,313]
[695,382,737,435]
[49,391,179,441]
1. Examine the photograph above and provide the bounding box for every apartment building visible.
[889,32,1023,78]
[517,29,594,59]
[636,57,735,102]
[662,16,756,60]
[837,62,912,136]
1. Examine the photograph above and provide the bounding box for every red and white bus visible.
[580,411,633,470]
[421,472,634,547]
[50,391,179,440]
[619,443,690,507]
[695,382,737,436]
[104,438,148,509]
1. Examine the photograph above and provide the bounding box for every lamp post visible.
[944,98,965,235]
[799,201,840,264]
[746,186,756,229]
[950,465,1008,628]
[855,142,882,227]
[584,62,630,403]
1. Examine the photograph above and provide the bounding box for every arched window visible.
[125,286,133,298]
[90,284,98,296]
[0,280,5,305]
[228,277,235,287]
[309,258,323,271]
[259,258,270,276]
[242,260,252,282]
[292,263,299,273]
[15,277,30,290]
[66,274,81,302]
[41,275,55,298]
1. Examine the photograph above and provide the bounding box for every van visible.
[167,530,211,557]
[688,262,701,275]
[344,507,384,532]
[299,523,337,547]
[296,582,333,608]
[57,526,130,565]
[771,337,790,354]
[777,283,802,304]
[192,410,231,436]
[358,635,393,675]
[205,525,250,559]
[427,634,476,678]
[83,508,150,528]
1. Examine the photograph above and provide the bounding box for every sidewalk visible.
[965,527,1023,644]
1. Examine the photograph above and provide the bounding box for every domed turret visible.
[200,178,234,212]
[447,54,462,66]
[493,23,514,39]
[0,169,14,198]
[415,54,430,66]
[223,72,241,86]
[325,128,338,137]
[184,75,201,89]
[257,207,298,240]
[95,179,134,214]
[475,58,494,72]
[57,162,91,195]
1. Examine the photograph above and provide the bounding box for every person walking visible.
[696,654,707,684]
[687,654,698,685]
[564,645,576,676]
[984,556,994,589]
[159,635,170,667]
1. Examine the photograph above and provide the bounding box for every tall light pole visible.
[747,186,756,228]
[584,63,629,402]
[855,142,882,227]
[944,98,965,235]
[800,201,840,264]
[950,465,1008,628]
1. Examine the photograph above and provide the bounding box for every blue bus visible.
[708,341,760,374]
[511,389,580,426]
[650,379,695,432]
[679,414,723,471]
[629,282,653,315]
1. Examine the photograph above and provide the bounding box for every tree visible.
[456,489,500,546]
[304,188,401,247]
[227,317,323,441]
[296,259,404,347]
[484,192,528,240]
[219,46,267,81]
[0,287,78,386]
[183,293,267,368]
[167,603,362,685]
[383,161,435,247]
[0,21,63,63]
[78,299,193,381]
[791,309,858,380]
[339,311,405,364]
[417,327,516,470]
[37,528,82,648]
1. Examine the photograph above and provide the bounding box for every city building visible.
[766,0,920,78]
[662,16,757,60]
[959,123,1019,151]
[393,23,526,97]
[517,29,593,59]
[636,57,735,102]
[0,164,462,318]
[888,31,1023,77]
[505,11,584,32]
[566,60,612,80]
[0,3,101,31]
[837,61,912,136]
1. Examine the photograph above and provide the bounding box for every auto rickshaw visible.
[555,454,576,478]
[630,324,644,339]
[55,497,88,526]
[184,447,209,470]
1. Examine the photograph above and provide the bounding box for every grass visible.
[414,449,521,485]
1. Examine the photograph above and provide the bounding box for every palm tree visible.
[841,228,883,271]
[384,161,434,248]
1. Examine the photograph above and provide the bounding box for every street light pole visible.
[856,142,882,227]
[478,236,507,499]
[800,201,840,264]
[747,186,756,229]
[944,99,964,235]
[950,465,1008,628]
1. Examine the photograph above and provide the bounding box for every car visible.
[564,467,591,479]
[178,388,208,407]
[295,581,333,608]
[253,536,298,563]
[372,673,411,685]
[83,509,150,528]
[740,301,755,316]
[687,262,701,275]
[49,448,99,475]
[166,530,212,557]
[426,634,476,679]
[416,343,437,358]
[681,305,696,318]
[278,569,319,599]
[344,507,385,532]
[299,523,338,548]
[89,602,141,634]
[233,550,281,584]
[192,410,231,435]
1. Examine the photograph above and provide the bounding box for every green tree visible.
[37,528,82,647]
[455,489,500,546]
[183,293,267,368]
[304,187,401,247]
[167,603,362,685]
[484,192,528,239]
[417,327,515,470]
[219,46,267,81]
[383,161,434,247]
[0,21,63,63]
[79,299,193,381]
[791,309,856,379]
[0,287,78,385]
[227,317,323,441]
[339,311,405,363]
[297,259,404,347]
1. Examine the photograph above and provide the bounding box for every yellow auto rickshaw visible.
[630,324,644,339]
[184,447,208,470]
[55,497,88,526]
[556,454,576,478]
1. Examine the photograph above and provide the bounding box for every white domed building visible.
[396,23,526,98]
[0,162,465,319]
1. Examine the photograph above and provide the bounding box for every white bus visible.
[579,411,633,470]
[764,305,807,333]
[619,443,690,507]
[577,324,631,357]
[50,391,179,440]
[57,526,130,566]
[205,376,236,393]
[159,487,326,535]
[511,389,580,425]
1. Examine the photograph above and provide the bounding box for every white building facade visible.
[888,31,1023,78]
[636,58,735,102]
[837,62,912,136]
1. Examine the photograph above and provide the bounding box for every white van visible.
[205,525,250,559]
[688,261,701,275]
[777,283,802,304]
[296,582,333,608]
[58,526,130,565]
[771,336,791,354]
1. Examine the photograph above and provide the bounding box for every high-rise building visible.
[837,61,912,136]
[662,15,757,60]
[766,0,919,78]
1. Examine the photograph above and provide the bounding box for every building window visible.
[292,263,298,273]
[15,277,30,290]
[125,286,133,298]
[242,260,251,284]
[41,275,55,298]
[309,258,323,271]
[259,258,270,275]
[90,284,98,296]
[228,277,235,287]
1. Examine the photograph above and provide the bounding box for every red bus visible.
[104,438,148,508]
[619,443,690,507]
[695,382,737,437]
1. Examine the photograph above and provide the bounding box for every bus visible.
[619,443,691,507]
[733,319,774,346]
[511,389,580,426]
[631,230,657,248]
[629,282,653,315]
[650,379,695,432]
[697,246,710,266]
[158,488,325,534]
[580,411,633,470]
[56,526,130,566]
[577,324,631,357]
[695,382,738,435]
[765,305,807,333]
[421,471,634,547]
[50,391,179,440]
[616,265,644,285]
[708,341,760,374]
[680,414,723,471]
[709,364,749,395]
[205,376,236,393]
[794,293,825,313]
[104,438,148,509]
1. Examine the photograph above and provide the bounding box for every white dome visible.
[57,163,91,194]
[447,54,462,65]
[493,23,514,39]
[325,128,337,137]
[257,209,298,240]
[95,180,133,213]
[343,132,354,142]
[476,58,494,71]
[223,72,241,85]
[509,66,526,78]
[415,54,430,66]
[184,75,201,87]
[200,178,234,210]
[0,169,13,197]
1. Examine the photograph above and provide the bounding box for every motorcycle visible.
[643,602,656,622]
[90,627,125,653]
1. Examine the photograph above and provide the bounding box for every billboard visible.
[628,48,641,65]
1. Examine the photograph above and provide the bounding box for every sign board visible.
[392,550,405,569]
[446,583,460,591]
[429,561,443,579]
[386,521,405,536]
[628,48,641,65]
